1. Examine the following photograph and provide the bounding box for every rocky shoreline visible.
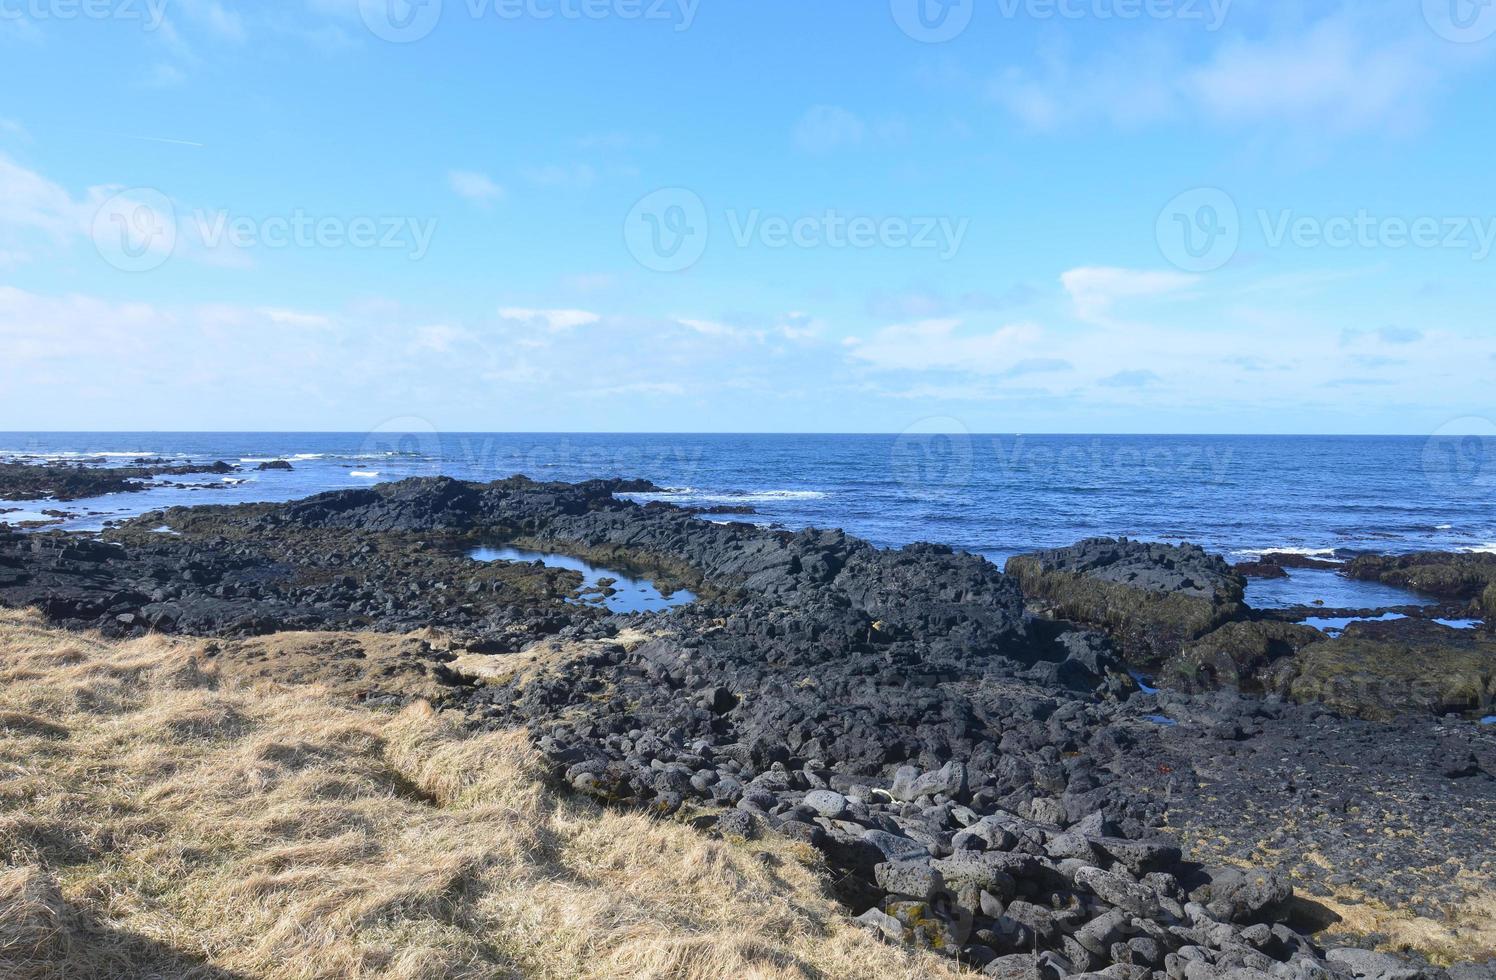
[0,458,241,502]
[1,476,1492,978]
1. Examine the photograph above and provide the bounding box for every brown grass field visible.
[0,608,963,980]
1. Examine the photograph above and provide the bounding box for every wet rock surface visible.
[1006,539,1246,668]
[1,478,1493,975]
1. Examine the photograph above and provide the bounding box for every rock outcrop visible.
[1006,538,1247,667]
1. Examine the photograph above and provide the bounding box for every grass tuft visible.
[0,609,960,979]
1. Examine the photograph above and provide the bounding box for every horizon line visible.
[0,430,1478,439]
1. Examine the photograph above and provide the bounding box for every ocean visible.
[3,432,1493,570]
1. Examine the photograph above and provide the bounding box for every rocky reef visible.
[0,459,238,501]
[1,477,1493,978]
[1345,553,1496,619]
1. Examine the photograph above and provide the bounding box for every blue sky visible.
[1,0,1494,433]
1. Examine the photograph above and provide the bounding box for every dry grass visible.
[1310,884,1496,967]
[0,609,963,980]
[446,629,655,688]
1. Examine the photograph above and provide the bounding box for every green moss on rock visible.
[1006,552,1243,668]
[1276,619,1496,721]
[1344,552,1496,602]
[1163,620,1323,694]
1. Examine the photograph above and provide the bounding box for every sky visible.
[1,0,1495,434]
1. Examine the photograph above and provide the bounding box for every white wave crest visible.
[1231,546,1339,560]
[626,488,827,504]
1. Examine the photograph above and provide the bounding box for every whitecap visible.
[291,453,325,460]
[627,488,827,504]
[349,470,380,478]
[1231,546,1340,561]
[1464,543,1496,554]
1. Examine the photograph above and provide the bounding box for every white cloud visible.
[195,0,247,40]
[793,105,866,154]
[447,170,505,206]
[676,318,738,337]
[143,63,188,88]
[988,5,1484,139]
[1060,267,1198,323]
[0,153,87,244]
[498,308,601,332]
[520,164,597,189]
[1187,18,1437,135]
[584,381,687,398]
[847,318,1043,374]
[411,324,473,353]
[259,308,335,329]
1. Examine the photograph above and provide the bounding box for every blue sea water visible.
[3,433,1494,571]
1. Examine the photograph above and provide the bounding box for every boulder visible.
[1007,538,1245,667]
[1188,867,1292,924]
[1326,948,1425,980]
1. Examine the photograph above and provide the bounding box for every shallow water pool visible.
[1246,567,1434,610]
[1298,612,1409,635]
[469,545,696,614]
